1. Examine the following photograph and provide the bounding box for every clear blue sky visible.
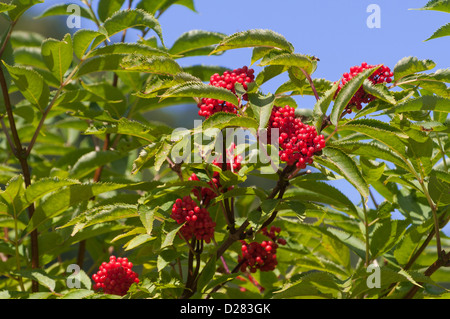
[31,0,449,233]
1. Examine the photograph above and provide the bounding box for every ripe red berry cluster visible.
[238,226,287,273]
[197,66,255,118]
[189,143,243,206]
[268,105,326,168]
[92,256,139,296]
[171,196,216,243]
[335,62,393,113]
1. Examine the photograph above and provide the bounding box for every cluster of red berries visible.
[189,144,243,206]
[268,105,326,168]
[171,196,216,243]
[238,226,287,273]
[92,256,139,296]
[197,66,255,118]
[335,62,393,113]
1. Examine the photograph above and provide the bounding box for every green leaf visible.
[20,178,81,214]
[27,182,140,232]
[137,0,197,15]
[169,30,226,56]
[0,175,25,215]
[3,62,49,111]
[35,3,93,20]
[360,158,386,183]
[14,47,46,69]
[157,248,181,271]
[393,95,450,113]
[319,227,366,260]
[197,256,217,293]
[101,9,164,46]
[137,72,201,98]
[411,0,450,13]
[41,33,73,84]
[426,22,450,41]
[0,3,16,14]
[320,147,369,198]
[312,80,340,132]
[81,82,127,118]
[337,119,408,158]
[428,171,450,205]
[159,81,239,106]
[98,0,125,22]
[69,150,126,179]
[75,54,125,78]
[251,47,278,65]
[331,141,409,171]
[124,234,155,251]
[10,31,45,48]
[275,78,333,96]
[154,140,172,172]
[160,222,184,249]
[211,29,294,54]
[394,56,436,82]
[394,221,433,265]
[182,65,229,82]
[31,271,56,292]
[202,112,258,131]
[72,29,106,60]
[248,92,275,129]
[8,0,43,22]
[70,204,140,233]
[370,219,410,258]
[255,65,285,86]
[248,198,279,230]
[131,142,161,174]
[203,273,239,293]
[120,55,182,75]
[272,272,340,299]
[62,289,95,299]
[84,118,170,142]
[138,205,156,234]
[87,43,170,59]
[259,53,314,75]
[55,89,111,106]
[331,66,380,125]
[286,181,357,214]
[362,80,396,104]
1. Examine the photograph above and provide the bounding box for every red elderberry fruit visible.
[170,196,216,243]
[92,255,139,296]
[267,105,326,168]
[335,62,393,113]
[197,66,255,118]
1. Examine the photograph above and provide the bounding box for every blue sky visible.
[31,0,449,233]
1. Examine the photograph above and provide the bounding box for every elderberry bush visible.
[0,0,448,300]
